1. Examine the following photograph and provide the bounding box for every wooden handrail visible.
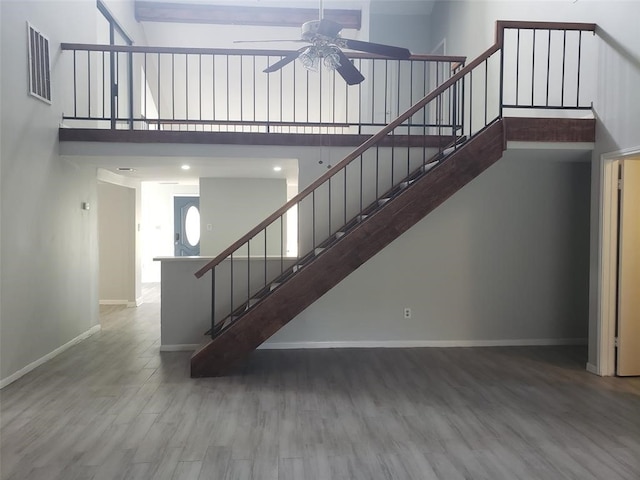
[194,20,598,279]
[495,20,596,45]
[60,42,466,64]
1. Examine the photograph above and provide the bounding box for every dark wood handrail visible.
[495,20,596,44]
[194,20,598,278]
[60,42,467,64]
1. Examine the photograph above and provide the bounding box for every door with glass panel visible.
[174,196,200,256]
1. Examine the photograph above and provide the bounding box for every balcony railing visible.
[60,43,465,134]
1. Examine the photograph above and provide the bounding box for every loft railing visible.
[499,21,595,111]
[60,43,465,134]
[193,21,596,339]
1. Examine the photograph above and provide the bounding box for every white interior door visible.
[617,159,640,376]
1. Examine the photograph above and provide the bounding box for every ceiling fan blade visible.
[233,39,306,44]
[335,50,365,85]
[343,39,411,59]
[263,49,305,73]
[316,18,343,37]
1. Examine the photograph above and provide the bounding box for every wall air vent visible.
[27,22,51,104]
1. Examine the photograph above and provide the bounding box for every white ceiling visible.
[370,0,436,15]
[67,154,299,185]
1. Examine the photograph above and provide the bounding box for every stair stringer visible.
[191,120,505,377]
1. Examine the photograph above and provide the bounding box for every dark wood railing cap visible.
[60,42,467,64]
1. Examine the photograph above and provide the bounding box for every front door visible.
[174,196,200,256]
[617,159,640,376]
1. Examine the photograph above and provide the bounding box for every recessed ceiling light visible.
[117,167,136,172]
[273,166,282,172]
[181,165,191,170]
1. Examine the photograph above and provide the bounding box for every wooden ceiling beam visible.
[134,1,362,30]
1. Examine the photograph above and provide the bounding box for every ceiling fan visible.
[235,3,411,85]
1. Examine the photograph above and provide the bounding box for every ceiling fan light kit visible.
[299,44,342,72]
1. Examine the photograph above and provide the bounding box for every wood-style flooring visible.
[1,284,639,479]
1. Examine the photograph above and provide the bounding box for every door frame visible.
[597,146,640,376]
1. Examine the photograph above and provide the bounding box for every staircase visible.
[191,21,596,377]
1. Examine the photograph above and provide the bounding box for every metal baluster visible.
[375,145,380,199]
[171,54,175,123]
[280,216,284,273]
[328,177,332,236]
[546,30,551,107]
[186,54,189,123]
[266,55,270,131]
[264,227,268,286]
[102,51,106,120]
[292,58,296,127]
[343,168,347,226]
[319,63,323,125]
[561,30,566,106]
[157,53,161,127]
[73,50,77,118]
[396,60,401,122]
[531,30,536,106]
[211,268,216,337]
[516,29,521,106]
[370,60,376,127]
[144,53,147,124]
[87,50,91,118]
[212,55,216,127]
[484,59,488,127]
[359,154,363,214]
[576,32,583,107]
[384,60,389,123]
[230,253,234,325]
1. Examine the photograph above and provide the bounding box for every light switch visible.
[206,224,213,231]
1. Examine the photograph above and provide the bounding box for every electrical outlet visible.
[403,307,412,319]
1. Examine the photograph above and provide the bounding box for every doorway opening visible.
[597,148,640,376]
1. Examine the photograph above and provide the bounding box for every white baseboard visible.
[128,297,144,308]
[258,338,588,350]
[158,338,588,353]
[0,325,101,389]
[160,344,199,352]
[586,362,601,376]
[100,299,141,308]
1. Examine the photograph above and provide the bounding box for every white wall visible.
[0,0,101,384]
[0,0,148,386]
[98,182,136,304]
[427,0,640,372]
[141,182,199,282]
[200,178,287,256]
[158,148,592,348]
[268,149,591,346]
[370,9,430,54]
